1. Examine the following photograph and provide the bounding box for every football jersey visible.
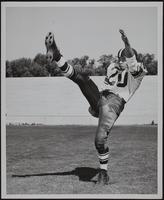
[101,55,147,102]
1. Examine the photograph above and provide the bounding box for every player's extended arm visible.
[119,29,134,58]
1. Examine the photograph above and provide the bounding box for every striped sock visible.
[98,148,109,170]
[56,57,75,78]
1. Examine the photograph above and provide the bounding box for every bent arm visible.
[119,29,134,58]
[119,29,147,76]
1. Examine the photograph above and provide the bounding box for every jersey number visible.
[105,71,128,87]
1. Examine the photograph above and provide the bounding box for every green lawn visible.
[6,125,157,195]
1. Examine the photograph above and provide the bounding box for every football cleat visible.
[97,169,110,185]
[45,32,62,63]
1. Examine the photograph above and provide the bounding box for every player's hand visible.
[119,29,129,44]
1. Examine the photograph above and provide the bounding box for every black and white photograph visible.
[1,1,163,199]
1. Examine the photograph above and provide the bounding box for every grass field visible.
[6,125,157,195]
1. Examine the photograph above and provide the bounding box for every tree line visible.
[6,52,157,77]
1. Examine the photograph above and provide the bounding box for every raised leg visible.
[45,32,100,114]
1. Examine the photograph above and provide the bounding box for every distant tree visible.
[71,57,80,66]
[46,62,62,76]
[5,52,157,77]
[8,58,32,77]
[80,55,89,68]
[22,71,33,77]
[142,53,157,75]
[95,66,106,76]
[85,58,96,75]
[6,60,13,77]
[87,58,95,66]
[97,54,115,72]
[146,60,158,75]
[68,56,94,75]
[70,56,89,68]
[30,62,49,77]
[33,53,48,66]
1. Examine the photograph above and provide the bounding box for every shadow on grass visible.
[12,167,99,183]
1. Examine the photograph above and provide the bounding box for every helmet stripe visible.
[118,48,124,58]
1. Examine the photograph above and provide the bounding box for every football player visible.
[45,29,147,185]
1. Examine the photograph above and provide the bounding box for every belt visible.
[101,89,126,104]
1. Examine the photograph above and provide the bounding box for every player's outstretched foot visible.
[97,169,110,185]
[45,32,62,63]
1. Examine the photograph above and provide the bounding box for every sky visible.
[4,2,161,61]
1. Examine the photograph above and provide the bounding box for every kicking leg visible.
[45,32,100,114]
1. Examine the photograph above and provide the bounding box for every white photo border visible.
[1,1,163,199]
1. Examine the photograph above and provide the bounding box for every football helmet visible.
[117,48,138,60]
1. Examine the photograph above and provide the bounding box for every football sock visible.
[56,57,75,78]
[98,147,109,171]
